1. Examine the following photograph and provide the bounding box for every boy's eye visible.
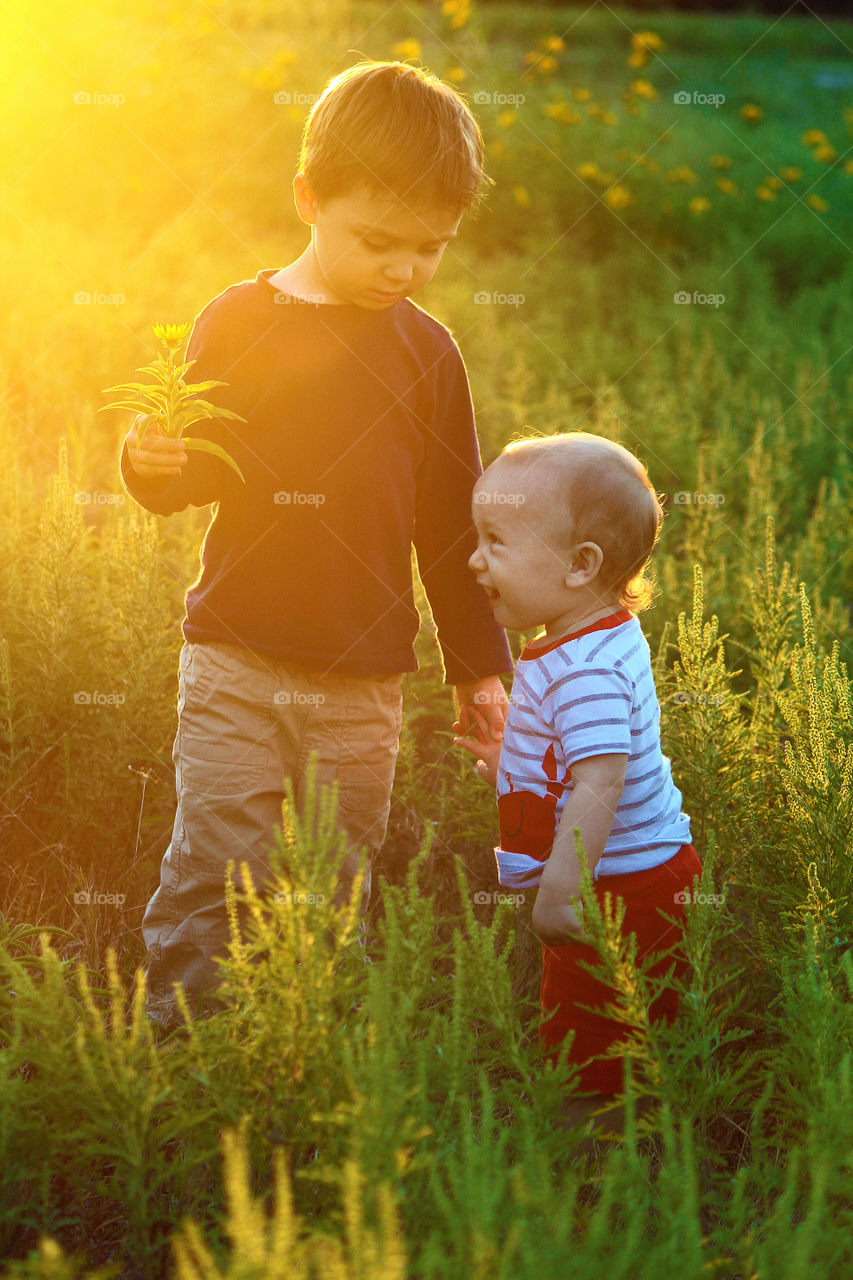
[363,240,389,252]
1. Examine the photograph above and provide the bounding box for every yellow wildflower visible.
[764,176,783,190]
[577,162,600,181]
[392,39,421,61]
[632,31,664,51]
[716,178,738,195]
[446,67,467,84]
[600,111,618,125]
[688,196,711,216]
[523,51,540,66]
[497,109,517,128]
[741,103,763,123]
[628,49,647,69]
[801,129,827,147]
[629,79,659,100]
[755,186,776,201]
[544,36,565,52]
[666,166,699,184]
[779,166,803,181]
[710,155,732,169]
[545,102,580,124]
[813,144,836,163]
[603,184,633,210]
[806,194,828,212]
[537,55,558,74]
[592,171,616,186]
[845,159,853,175]
[442,0,471,30]
[572,86,592,102]
[512,186,531,207]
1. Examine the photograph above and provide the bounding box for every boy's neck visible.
[529,601,625,650]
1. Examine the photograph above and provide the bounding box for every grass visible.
[0,0,852,1275]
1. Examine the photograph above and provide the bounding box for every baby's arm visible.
[532,753,628,945]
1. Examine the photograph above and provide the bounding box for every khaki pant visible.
[142,640,403,1028]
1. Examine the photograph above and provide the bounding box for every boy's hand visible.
[125,415,187,479]
[453,706,502,787]
[452,675,507,788]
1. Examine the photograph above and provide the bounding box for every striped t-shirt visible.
[495,608,691,887]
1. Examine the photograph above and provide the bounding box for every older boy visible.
[121,61,511,1031]
[454,432,701,1149]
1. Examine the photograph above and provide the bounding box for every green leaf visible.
[183,436,246,483]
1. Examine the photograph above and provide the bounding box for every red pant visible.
[540,843,702,1094]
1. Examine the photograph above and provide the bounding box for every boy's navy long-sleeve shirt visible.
[119,269,512,684]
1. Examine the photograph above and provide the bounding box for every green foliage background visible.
[0,1,852,1275]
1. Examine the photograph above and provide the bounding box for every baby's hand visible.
[125,416,187,479]
[453,705,501,788]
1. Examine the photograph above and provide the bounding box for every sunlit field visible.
[1,1,853,1276]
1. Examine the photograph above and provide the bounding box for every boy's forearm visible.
[533,779,622,936]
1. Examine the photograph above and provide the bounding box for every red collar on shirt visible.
[519,608,633,660]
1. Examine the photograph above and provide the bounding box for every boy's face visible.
[469,468,577,634]
[295,176,462,309]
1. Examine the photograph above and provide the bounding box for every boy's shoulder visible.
[189,273,464,374]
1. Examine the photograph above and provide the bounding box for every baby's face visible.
[469,470,574,633]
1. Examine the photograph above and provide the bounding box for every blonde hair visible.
[299,60,488,213]
[495,432,664,613]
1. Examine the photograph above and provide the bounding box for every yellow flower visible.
[806,194,828,212]
[497,109,517,128]
[688,196,712,216]
[627,49,647,69]
[629,79,658,100]
[545,101,580,124]
[392,39,421,61]
[523,51,540,66]
[755,186,776,201]
[442,0,471,29]
[603,184,633,210]
[764,176,783,190]
[537,55,558,74]
[631,30,664,52]
[845,159,853,175]
[600,111,619,126]
[592,171,616,186]
[446,66,467,84]
[801,129,827,147]
[572,86,592,102]
[543,36,565,52]
[779,166,803,181]
[813,144,836,163]
[710,155,732,169]
[716,178,738,195]
[666,166,699,184]
[577,162,600,181]
[512,186,531,207]
[586,103,605,119]
[741,103,763,123]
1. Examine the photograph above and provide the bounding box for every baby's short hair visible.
[496,432,664,612]
[299,60,488,214]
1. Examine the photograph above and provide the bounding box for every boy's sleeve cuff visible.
[494,848,547,889]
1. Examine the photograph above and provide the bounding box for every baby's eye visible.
[363,240,389,252]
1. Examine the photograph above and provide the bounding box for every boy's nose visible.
[468,545,485,572]
[384,261,414,285]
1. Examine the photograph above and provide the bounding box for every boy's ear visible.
[293,173,319,225]
[565,541,604,585]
